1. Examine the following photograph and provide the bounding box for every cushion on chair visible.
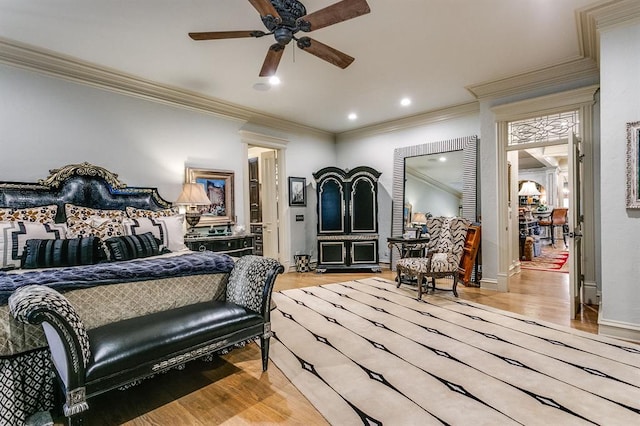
[396,257,430,274]
[430,252,460,273]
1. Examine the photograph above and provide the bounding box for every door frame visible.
[239,130,290,270]
[492,86,598,311]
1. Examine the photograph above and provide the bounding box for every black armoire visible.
[313,166,381,272]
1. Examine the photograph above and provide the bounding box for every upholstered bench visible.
[8,255,283,425]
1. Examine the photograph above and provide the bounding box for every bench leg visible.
[261,335,270,371]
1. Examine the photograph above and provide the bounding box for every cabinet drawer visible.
[186,236,254,256]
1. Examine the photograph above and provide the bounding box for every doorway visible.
[240,130,290,269]
[510,142,572,303]
[494,85,598,320]
[248,146,279,259]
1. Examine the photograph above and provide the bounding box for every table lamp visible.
[518,181,540,220]
[411,212,428,235]
[175,183,211,236]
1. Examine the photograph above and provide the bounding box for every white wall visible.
[599,20,640,333]
[0,63,336,260]
[405,174,460,217]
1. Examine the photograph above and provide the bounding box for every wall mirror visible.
[405,150,465,222]
[391,135,479,242]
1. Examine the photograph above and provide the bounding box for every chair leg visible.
[417,273,424,300]
[452,275,459,298]
[396,266,402,288]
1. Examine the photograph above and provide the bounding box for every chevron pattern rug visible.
[269,278,640,425]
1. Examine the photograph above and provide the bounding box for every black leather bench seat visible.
[85,301,263,391]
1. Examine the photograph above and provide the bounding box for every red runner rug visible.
[521,248,569,273]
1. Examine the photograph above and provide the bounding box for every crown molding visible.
[0,37,331,138]
[466,56,599,101]
[336,101,479,141]
[491,84,599,121]
[577,0,640,65]
[468,0,640,102]
[587,0,640,30]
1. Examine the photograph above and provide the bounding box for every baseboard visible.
[583,280,599,305]
[480,278,499,291]
[598,312,640,343]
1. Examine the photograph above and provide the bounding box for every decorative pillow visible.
[103,232,161,261]
[21,236,103,269]
[65,204,125,240]
[0,204,58,223]
[125,206,179,219]
[123,215,186,252]
[0,221,67,270]
[66,217,124,241]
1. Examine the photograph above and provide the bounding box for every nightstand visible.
[185,234,255,257]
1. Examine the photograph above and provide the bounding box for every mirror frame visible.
[392,135,479,241]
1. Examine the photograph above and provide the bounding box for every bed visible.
[0,162,234,425]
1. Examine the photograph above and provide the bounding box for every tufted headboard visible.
[0,162,172,223]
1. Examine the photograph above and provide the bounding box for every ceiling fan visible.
[188,0,371,77]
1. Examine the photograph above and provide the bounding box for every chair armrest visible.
[8,284,91,413]
[226,255,284,318]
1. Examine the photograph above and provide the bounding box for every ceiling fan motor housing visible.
[263,1,308,45]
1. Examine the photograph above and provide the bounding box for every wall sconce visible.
[174,183,211,236]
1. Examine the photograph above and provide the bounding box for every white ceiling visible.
[0,0,597,134]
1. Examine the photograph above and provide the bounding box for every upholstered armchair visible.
[396,216,470,299]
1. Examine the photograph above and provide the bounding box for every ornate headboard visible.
[0,163,172,223]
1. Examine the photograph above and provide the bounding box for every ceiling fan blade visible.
[259,44,286,77]
[298,0,370,32]
[297,37,354,69]
[248,0,281,20]
[189,30,266,40]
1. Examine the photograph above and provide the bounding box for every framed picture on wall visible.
[626,121,640,209]
[186,167,235,225]
[288,177,306,206]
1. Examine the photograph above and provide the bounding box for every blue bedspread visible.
[0,251,235,304]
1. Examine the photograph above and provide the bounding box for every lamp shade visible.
[518,181,540,197]
[412,212,427,224]
[175,183,211,206]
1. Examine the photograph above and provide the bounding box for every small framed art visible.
[288,177,306,206]
[626,121,640,209]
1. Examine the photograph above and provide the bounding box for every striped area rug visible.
[269,278,640,425]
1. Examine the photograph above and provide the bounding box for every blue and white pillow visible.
[123,215,186,252]
[0,221,67,270]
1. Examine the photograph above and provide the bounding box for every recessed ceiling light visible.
[269,76,281,85]
[252,82,270,91]
[439,156,447,162]
[348,113,358,120]
[400,97,411,106]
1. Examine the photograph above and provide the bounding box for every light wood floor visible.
[55,266,598,425]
